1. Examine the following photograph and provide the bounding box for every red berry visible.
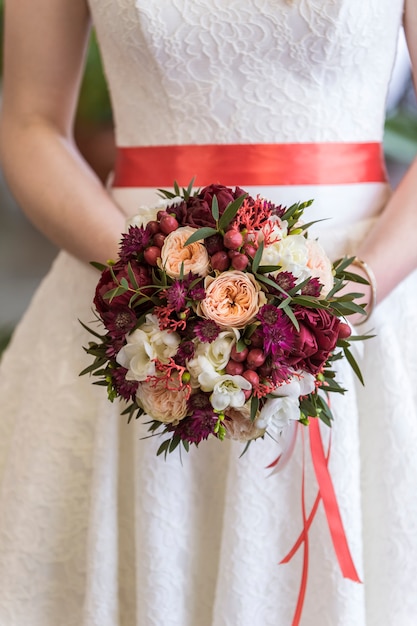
[157,210,169,220]
[243,389,252,401]
[243,369,260,387]
[249,331,263,348]
[258,363,272,377]
[231,253,249,271]
[205,234,225,255]
[160,215,179,234]
[153,232,166,248]
[246,348,266,369]
[146,220,160,235]
[338,322,352,339]
[143,246,161,266]
[230,344,249,362]
[211,251,230,271]
[223,229,243,250]
[225,360,244,376]
[244,244,258,258]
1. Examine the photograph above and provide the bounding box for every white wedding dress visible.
[1,1,416,625]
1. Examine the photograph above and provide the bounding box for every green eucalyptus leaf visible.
[218,194,247,230]
[184,227,218,245]
[251,241,264,274]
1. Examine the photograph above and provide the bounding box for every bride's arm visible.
[0,0,125,265]
[353,0,417,306]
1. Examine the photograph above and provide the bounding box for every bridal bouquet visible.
[81,182,367,456]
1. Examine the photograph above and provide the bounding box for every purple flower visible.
[266,271,296,297]
[257,304,295,358]
[171,393,218,444]
[111,366,139,401]
[301,277,322,297]
[119,226,151,261]
[175,341,196,366]
[102,306,137,338]
[194,319,221,343]
[165,280,189,312]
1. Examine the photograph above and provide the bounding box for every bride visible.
[1,1,417,625]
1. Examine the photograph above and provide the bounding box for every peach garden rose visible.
[136,371,190,425]
[198,270,267,328]
[159,226,210,279]
[306,239,334,297]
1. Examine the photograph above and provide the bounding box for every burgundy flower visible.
[94,261,151,316]
[301,277,322,298]
[288,307,341,374]
[175,341,196,366]
[170,393,218,444]
[102,306,137,337]
[194,319,221,343]
[171,184,247,229]
[204,233,225,255]
[266,271,296,297]
[165,280,189,312]
[111,366,139,401]
[119,225,152,262]
[256,304,295,358]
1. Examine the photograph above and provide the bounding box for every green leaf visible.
[78,319,105,340]
[291,296,329,309]
[90,261,108,272]
[239,440,253,458]
[251,241,264,274]
[250,396,259,422]
[211,194,219,221]
[342,270,369,285]
[157,439,171,457]
[236,337,247,352]
[343,346,365,385]
[218,194,247,230]
[169,435,181,454]
[281,304,299,330]
[127,262,140,289]
[183,177,195,199]
[256,264,282,273]
[184,227,218,246]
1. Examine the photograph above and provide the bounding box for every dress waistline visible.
[112,142,387,188]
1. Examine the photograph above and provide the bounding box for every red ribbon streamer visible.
[278,420,361,626]
[113,142,387,188]
[309,418,361,583]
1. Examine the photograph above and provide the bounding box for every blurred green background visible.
[0,7,417,355]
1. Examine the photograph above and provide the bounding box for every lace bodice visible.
[88,0,404,147]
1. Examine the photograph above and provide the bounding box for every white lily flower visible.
[272,371,316,398]
[210,375,252,412]
[255,396,301,433]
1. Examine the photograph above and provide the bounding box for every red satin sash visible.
[112,142,387,187]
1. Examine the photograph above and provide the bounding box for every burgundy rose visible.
[94,261,151,316]
[171,184,247,228]
[288,307,341,374]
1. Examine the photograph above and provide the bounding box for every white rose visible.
[210,375,252,411]
[188,329,240,391]
[140,314,181,362]
[306,239,334,297]
[116,329,156,381]
[261,234,310,282]
[255,396,301,433]
[116,314,180,382]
